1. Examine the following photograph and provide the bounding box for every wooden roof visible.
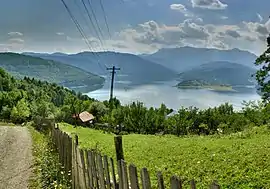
[79,111,95,122]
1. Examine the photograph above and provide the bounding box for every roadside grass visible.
[0,122,16,126]
[60,122,270,189]
[28,122,71,189]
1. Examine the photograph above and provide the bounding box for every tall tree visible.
[255,34,270,103]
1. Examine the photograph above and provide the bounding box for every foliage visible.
[60,123,270,189]
[28,124,71,189]
[254,42,270,102]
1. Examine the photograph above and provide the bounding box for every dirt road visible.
[0,126,33,189]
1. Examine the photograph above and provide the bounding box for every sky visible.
[0,0,270,55]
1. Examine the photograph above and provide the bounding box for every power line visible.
[81,0,106,50]
[60,0,107,74]
[86,0,106,42]
[99,0,112,39]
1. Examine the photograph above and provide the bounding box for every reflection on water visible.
[86,81,261,111]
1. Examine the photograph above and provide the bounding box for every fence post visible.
[114,135,124,161]
[75,134,79,146]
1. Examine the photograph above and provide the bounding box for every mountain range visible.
[141,46,258,72]
[0,53,105,93]
[16,46,260,93]
[177,61,256,87]
[23,51,178,87]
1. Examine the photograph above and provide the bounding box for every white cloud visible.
[115,18,270,55]
[221,16,228,20]
[170,4,187,12]
[8,38,24,43]
[191,0,228,10]
[56,32,65,36]
[257,13,263,22]
[7,32,23,36]
[170,4,194,17]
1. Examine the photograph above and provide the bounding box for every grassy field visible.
[60,123,270,189]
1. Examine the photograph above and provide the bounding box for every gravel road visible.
[0,126,33,189]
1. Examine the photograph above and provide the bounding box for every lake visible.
[86,80,261,111]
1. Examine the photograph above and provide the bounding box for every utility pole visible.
[107,66,120,100]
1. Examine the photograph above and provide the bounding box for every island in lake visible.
[176,79,235,92]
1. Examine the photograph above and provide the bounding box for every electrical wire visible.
[60,0,107,75]
[98,0,112,39]
[81,0,106,50]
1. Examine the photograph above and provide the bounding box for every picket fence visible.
[51,125,221,189]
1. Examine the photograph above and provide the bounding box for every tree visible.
[10,98,31,123]
[255,35,270,103]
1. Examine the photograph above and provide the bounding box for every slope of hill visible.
[0,53,105,92]
[141,46,257,72]
[23,51,178,86]
[176,61,256,91]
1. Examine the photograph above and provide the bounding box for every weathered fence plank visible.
[103,155,111,189]
[210,181,220,189]
[190,179,196,189]
[80,149,89,188]
[117,160,123,189]
[110,158,117,189]
[141,168,151,189]
[157,171,165,189]
[129,164,139,189]
[86,150,94,188]
[92,151,99,189]
[121,160,129,189]
[170,176,182,189]
[97,153,106,189]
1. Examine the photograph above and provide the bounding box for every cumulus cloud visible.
[8,32,23,36]
[224,30,241,38]
[191,0,228,10]
[170,4,194,17]
[116,18,270,55]
[170,4,187,12]
[8,38,24,43]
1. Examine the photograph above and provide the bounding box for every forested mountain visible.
[141,47,257,72]
[23,51,178,86]
[177,61,256,86]
[0,53,105,92]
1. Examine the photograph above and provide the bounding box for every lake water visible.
[86,80,261,111]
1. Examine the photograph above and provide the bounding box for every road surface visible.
[0,126,33,189]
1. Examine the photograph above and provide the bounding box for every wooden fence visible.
[51,125,221,189]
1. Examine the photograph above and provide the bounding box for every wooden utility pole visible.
[107,66,120,100]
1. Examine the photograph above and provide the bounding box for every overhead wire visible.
[60,0,107,76]
[81,0,107,51]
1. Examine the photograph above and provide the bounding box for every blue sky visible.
[0,0,270,55]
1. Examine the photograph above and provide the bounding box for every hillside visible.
[177,61,256,88]
[23,51,178,86]
[141,46,257,72]
[60,124,270,188]
[0,53,105,92]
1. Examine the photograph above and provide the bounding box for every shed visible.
[78,111,95,123]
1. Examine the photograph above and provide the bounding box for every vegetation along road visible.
[0,126,33,189]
